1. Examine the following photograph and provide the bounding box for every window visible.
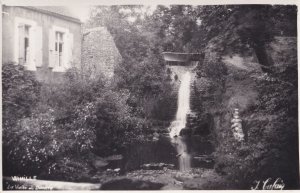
[55,31,64,67]
[24,25,30,64]
[17,24,31,65]
[14,17,40,71]
[49,26,74,72]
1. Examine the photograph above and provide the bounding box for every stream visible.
[98,68,215,189]
[112,70,214,172]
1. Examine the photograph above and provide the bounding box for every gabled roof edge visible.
[16,6,83,24]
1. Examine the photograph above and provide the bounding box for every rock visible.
[143,164,151,168]
[193,155,214,163]
[231,118,242,123]
[114,168,121,172]
[179,128,192,136]
[183,170,228,190]
[174,173,194,182]
[104,154,123,161]
[141,163,175,170]
[153,132,160,138]
[192,155,215,169]
[93,159,109,169]
[176,153,182,157]
[100,178,164,190]
[153,137,159,141]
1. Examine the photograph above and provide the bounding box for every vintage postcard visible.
[1,0,299,191]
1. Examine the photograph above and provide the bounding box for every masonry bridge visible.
[162,52,204,65]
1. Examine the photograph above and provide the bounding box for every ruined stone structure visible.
[82,27,122,79]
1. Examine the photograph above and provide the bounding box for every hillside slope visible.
[191,36,298,189]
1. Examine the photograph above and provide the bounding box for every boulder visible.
[179,128,192,136]
[114,168,121,172]
[192,125,210,135]
[90,153,123,170]
[93,159,109,169]
[103,154,124,171]
[153,132,160,138]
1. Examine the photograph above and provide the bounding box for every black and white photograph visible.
[1,0,299,190]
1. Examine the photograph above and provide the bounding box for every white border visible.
[1,0,299,193]
[1,0,299,5]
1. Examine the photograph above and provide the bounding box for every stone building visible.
[2,6,121,82]
[82,27,122,79]
[2,6,82,83]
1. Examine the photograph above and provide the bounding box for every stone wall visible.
[82,27,122,80]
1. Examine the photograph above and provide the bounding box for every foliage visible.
[2,63,41,128]
[2,64,150,179]
[212,44,298,189]
[87,6,149,62]
[3,110,57,175]
[87,6,177,121]
[40,157,94,182]
[40,68,148,156]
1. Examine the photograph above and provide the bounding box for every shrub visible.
[3,111,57,176]
[2,63,41,128]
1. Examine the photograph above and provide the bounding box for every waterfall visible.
[169,72,191,137]
[169,71,192,171]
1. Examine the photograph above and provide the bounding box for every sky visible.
[2,0,297,22]
[68,6,91,22]
[2,0,298,5]
[67,5,157,22]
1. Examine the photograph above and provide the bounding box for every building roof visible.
[23,6,82,23]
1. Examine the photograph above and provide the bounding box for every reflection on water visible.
[120,135,214,172]
[122,136,178,171]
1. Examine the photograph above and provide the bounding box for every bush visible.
[3,65,147,179]
[3,111,57,176]
[213,53,299,189]
[2,57,175,180]
[2,63,43,176]
[39,68,149,159]
[2,63,41,128]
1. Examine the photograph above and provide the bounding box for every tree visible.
[194,5,297,72]
[86,5,177,121]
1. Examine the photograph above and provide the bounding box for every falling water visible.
[169,71,192,171]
